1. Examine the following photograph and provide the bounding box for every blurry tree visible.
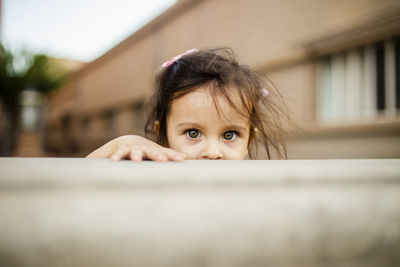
[0,43,66,155]
[24,54,66,94]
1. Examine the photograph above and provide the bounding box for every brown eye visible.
[186,129,200,139]
[223,131,236,141]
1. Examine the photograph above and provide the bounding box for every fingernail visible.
[175,155,184,161]
[132,155,141,161]
[157,154,167,161]
[111,155,118,161]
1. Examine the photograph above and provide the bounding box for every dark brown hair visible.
[145,47,289,159]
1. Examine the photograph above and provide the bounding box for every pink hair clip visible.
[258,88,269,104]
[260,88,270,98]
[161,48,198,68]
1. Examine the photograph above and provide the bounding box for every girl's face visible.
[166,87,250,160]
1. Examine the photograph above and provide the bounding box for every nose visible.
[201,140,223,160]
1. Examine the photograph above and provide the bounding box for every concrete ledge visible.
[0,158,399,267]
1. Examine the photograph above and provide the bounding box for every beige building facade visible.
[46,0,400,158]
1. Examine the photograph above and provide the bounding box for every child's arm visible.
[86,135,186,162]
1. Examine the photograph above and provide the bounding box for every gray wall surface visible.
[0,158,399,267]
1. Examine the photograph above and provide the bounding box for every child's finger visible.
[130,150,144,162]
[111,146,130,161]
[165,149,185,161]
[145,148,168,162]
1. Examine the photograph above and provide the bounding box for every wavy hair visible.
[145,47,289,159]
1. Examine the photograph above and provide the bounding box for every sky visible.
[1,0,177,62]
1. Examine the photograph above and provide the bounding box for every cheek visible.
[171,141,203,159]
[167,133,197,155]
[225,143,248,160]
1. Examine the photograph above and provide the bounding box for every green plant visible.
[24,54,67,94]
[0,43,67,155]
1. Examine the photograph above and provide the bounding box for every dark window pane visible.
[103,111,115,133]
[375,42,385,111]
[395,36,400,110]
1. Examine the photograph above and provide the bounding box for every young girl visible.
[87,48,288,161]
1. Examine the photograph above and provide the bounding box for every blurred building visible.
[46,0,400,159]
[13,57,85,157]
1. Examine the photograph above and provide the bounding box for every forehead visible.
[168,86,249,125]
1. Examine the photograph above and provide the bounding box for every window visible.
[103,110,115,134]
[318,36,400,123]
[61,114,72,132]
[131,102,145,134]
[81,116,90,132]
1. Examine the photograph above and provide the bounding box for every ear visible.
[154,120,160,134]
[248,127,258,146]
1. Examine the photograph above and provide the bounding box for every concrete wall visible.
[0,158,399,267]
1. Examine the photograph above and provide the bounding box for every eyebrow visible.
[176,122,202,129]
[223,125,248,132]
[176,122,248,132]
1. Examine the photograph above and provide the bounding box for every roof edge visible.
[77,0,203,77]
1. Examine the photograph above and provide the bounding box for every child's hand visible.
[86,135,186,162]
